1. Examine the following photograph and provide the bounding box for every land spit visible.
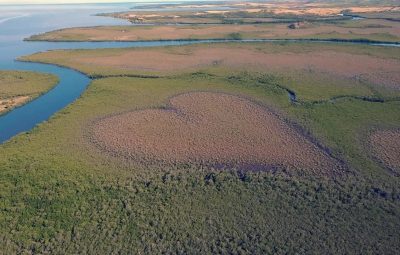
[24,45,400,90]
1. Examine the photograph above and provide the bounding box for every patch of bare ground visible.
[112,3,400,22]
[0,96,30,114]
[271,6,400,16]
[76,46,400,89]
[89,92,344,175]
[369,129,400,175]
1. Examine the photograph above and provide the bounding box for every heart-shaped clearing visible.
[90,92,343,174]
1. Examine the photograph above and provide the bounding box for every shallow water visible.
[0,4,399,143]
[0,4,134,143]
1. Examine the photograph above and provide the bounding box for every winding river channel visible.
[0,3,399,143]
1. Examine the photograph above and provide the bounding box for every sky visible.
[0,0,193,4]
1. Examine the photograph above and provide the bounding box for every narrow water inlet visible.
[0,61,91,144]
[287,89,297,103]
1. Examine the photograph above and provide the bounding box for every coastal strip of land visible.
[0,70,58,114]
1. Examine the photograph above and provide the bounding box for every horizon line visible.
[0,0,216,5]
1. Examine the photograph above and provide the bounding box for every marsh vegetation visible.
[1,40,399,253]
[1,1,400,253]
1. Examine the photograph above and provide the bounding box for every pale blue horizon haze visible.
[0,0,215,4]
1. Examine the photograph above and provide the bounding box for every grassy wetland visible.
[21,42,400,95]
[2,1,400,254]
[26,19,400,43]
[27,1,400,44]
[0,70,58,114]
[1,40,399,253]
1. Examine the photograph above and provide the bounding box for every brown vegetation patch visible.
[76,46,400,89]
[90,92,343,174]
[369,129,400,174]
[359,71,400,91]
